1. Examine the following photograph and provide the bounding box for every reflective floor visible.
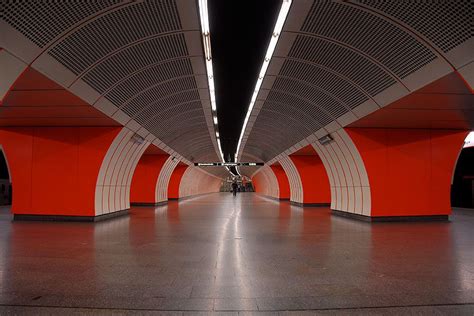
[0,193,473,315]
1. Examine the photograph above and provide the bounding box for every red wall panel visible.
[289,154,331,204]
[168,164,188,199]
[0,128,34,212]
[270,164,290,199]
[0,127,120,216]
[347,128,468,217]
[130,154,169,203]
[252,174,264,194]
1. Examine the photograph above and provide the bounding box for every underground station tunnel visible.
[0,1,473,315]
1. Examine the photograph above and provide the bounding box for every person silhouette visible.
[231,181,238,197]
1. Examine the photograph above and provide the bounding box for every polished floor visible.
[0,193,473,315]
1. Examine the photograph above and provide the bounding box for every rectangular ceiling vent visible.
[318,134,333,145]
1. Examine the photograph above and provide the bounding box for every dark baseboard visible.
[332,209,449,222]
[291,201,331,207]
[131,201,167,207]
[13,209,129,222]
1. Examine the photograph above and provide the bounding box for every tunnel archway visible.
[0,147,11,206]
[451,133,474,209]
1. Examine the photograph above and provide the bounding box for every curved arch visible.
[168,163,188,199]
[0,145,12,184]
[95,128,150,215]
[156,156,180,203]
[252,165,279,199]
[270,164,290,200]
[279,156,304,204]
[289,151,331,206]
[179,167,221,198]
[311,129,369,215]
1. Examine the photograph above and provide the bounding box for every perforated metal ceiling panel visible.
[2,0,221,166]
[239,166,261,178]
[301,1,437,78]
[3,1,118,47]
[48,1,182,74]
[240,0,472,163]
[358,1,473,53]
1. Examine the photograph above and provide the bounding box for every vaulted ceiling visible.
[1,1,473,179]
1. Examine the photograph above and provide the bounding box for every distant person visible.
[232,181,238,197]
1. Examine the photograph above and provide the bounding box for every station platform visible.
[0,193,473,314]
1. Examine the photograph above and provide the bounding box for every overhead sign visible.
[194,162,264,166]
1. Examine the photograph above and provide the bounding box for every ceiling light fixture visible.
[318,134,333,145]
[198,0,225,163]
[235,0,292,160]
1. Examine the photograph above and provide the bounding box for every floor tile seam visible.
[0,302,473,312]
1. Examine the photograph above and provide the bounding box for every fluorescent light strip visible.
[198,0,225,163]
[235,0,292,160]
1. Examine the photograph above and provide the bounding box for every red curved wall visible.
[289,154,331,204]
[167,164,188,199]
[130,154,169,204]
[252,173,264,194]
[270,164,290,199]
[0,127,120,216]
[347,128,468,217]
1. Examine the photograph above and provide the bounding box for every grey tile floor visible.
[0,193,473,315]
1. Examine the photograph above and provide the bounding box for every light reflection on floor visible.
[0,193,473,314]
